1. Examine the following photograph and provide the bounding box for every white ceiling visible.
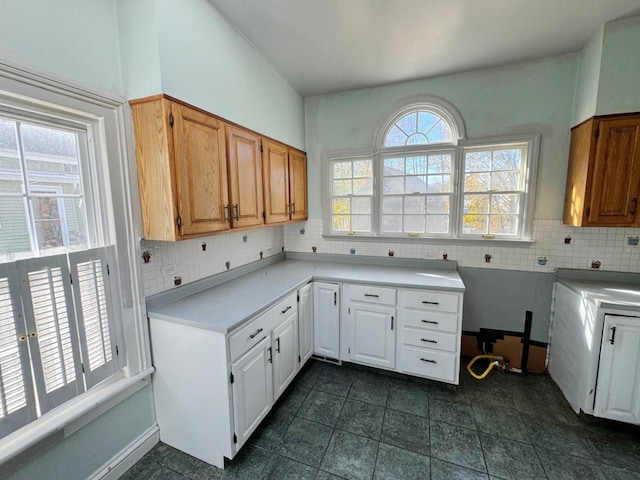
[208,0,640,97]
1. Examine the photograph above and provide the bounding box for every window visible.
[0,108,120,438]
[325,99,539,241]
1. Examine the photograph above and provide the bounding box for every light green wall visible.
[7,386,154,480]
[572,26,603,126]
[0,0,123,95]
[597,15,640,116]
[305,54,577,220]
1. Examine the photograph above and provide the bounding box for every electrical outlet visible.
[161,264,177,277]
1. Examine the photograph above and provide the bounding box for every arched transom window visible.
[383,109,453,147]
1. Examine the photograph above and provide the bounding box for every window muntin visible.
[330,157,373,234]
[462,144,527,237]
[381,153,453,235]
[383,110,453,147]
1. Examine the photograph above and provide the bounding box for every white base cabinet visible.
[272,308,299,401]
[313,282,340,358]
[298,283,313,365]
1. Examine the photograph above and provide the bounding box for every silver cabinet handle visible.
[421,338,437,343]
[422,301,439,305]
[234,204,239,220]
[421,319,439,325]
[364,294,379,298]
[249,328,264,339]
[420,358,437,364]
[224,204,231,222]
[281,305,292,314]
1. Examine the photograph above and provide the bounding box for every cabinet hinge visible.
[81,363,85,373]
[297,295,300,302]
[230,372,234,384]
[260,144,263,153]
[233,433,237,444]
[177,216,182,228]
[169,112,174,127]
[116,345,119,356]
[586,207,591,218]
[298,354,301,363]
[348,307,350,315]
[348,347,350,354]
[106,264,110,276]
[595,127,599,140]
[69,273,73,284]
[262,211,266,220]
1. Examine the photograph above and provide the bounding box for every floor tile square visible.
[535,446,606,480]
[261,455,317,479]
[480,433,546,480]
[276,417,333,467]
[314,366,353,397]
[430,420,486,473]
[295,361,325,389]
[298,389,346,427]
[320,429,378,480]
[524,415,592,458]
[385,380,429,418]
[275,384,310,415]
[337,399,385,440]
[349,372,390,407]
[373,442,430,480]
[250,408,294,451]
[472,404,532,443]
[430,458,489,480]
[380,409,430,456]
[600,464,640,480]
[429,397,476,430]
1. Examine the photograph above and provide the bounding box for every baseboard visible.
[88,425,159,480]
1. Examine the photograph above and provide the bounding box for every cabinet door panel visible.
[273,313,298,401]
[227,126,263,228]
[589,118,640,226]
[231,336,273,449]
[262,139,290,224]
[595,315,640,425]
[289,149,307,221]
[313,282,340,358]
[172,103,229,235]
[298,283,313,365]
[349,303,396,369]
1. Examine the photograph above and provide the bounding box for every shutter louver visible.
[69,247,117,388]
[0,263,36,437]
[18,255,83,414]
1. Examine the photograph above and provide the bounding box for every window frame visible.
[323,99,540,243]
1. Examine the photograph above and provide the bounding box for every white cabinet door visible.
[313,282,340,358]
[298,283,313,366]
[272,311,299,401]
[349,302,396,369]
[231,335,273,449]
[595,315,640,425]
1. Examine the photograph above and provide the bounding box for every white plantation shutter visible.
[69,247,118,389]
[18,255,84,414]
[0,263,36,437]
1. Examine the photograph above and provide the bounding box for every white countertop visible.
[147,258,465,333]
[558,278,640,311]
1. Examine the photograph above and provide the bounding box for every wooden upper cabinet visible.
[131,96,229,240]
[227,126,264,228]
[563,113,640,227]
[289,148,308,221]
[262,139,291,224]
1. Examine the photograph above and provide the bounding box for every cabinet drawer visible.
[399,346,457,383]
[347,284,396,306]
[402,327,458,353]
[402,309,459,334]
[229,292,297,362]
[402,289,459,313]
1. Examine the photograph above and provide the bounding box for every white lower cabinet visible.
[594,314,640,425]
[298,283,313,365]
[272,308,299,401]
[313,282,340,358]
[231,335,273,449]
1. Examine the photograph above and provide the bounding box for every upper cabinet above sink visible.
[563,113,640,227]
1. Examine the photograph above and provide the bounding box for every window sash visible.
[329,157,374,235]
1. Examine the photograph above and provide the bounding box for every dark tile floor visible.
[122,360,640,480]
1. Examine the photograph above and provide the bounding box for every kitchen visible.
[0,1,640,479]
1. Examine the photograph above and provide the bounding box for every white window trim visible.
[0,59,152,470]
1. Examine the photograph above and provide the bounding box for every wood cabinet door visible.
[231,335,273,449]
[298,283,313,366]
[227,126,263,228]
[313,282,340,359]
[272,312,298,402]
[588,117,640,226]
[594,315,640,425]
[262,139,290,224]
[289,149,308,221]
[349,302,396,370]
[171,102,229,236]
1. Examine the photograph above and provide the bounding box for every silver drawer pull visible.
[364,294,379,298]
[421,338,437,343]
[421,320,439,325]
[249,328,263,339]
[422,301,439,305]
[420,358,437,364]
[281,305,292,314]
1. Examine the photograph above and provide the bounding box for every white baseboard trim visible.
[88,425,159,480]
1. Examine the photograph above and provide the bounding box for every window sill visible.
[0,367,154,477]
[321,234,534,247]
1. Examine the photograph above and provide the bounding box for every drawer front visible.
[402,289,459,313]
[402,327,458,353]
[347,284,396,306]
[399,346,457,383]
[402,309,459,334]
[229,292,297,361]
